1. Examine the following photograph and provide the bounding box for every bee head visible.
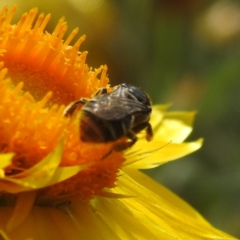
[121,83,151,107]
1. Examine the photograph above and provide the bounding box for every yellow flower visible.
[0,5,236,240]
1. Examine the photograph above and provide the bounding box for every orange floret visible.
[0,6,123,202]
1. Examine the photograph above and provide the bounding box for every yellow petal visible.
[0,206,82,240]
[108,170,237,240]
[124,168,207,222]
[0,139,91,192]
[150,104,171,130]
[127,139,203,169]
[0,171,236,240]
[154,111,197,143]
[0,230,10,240]
[0,153,14,169]
[7,191,37,231]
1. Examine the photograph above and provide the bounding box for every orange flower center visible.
[0,5,125,202]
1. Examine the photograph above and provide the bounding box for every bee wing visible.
[85,96,149,120]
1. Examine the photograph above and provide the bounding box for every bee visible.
[63,83,153,151]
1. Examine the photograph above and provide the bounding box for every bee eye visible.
[128,86,150,105]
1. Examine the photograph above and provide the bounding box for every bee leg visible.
[132,122,153,142]
[113,131,137,151]
[93,87,108,97]
[145,122,153,142]
[63,99,87,117]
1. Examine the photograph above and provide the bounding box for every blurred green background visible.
[1,0,240,238]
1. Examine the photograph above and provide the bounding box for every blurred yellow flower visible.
[0,5,236,240]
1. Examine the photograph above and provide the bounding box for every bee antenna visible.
[160,140,172,149]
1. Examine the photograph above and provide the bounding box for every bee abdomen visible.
[80,111,132,143]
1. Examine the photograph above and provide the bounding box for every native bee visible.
[63,83,153,151]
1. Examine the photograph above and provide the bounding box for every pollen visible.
[0,6,123,202]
